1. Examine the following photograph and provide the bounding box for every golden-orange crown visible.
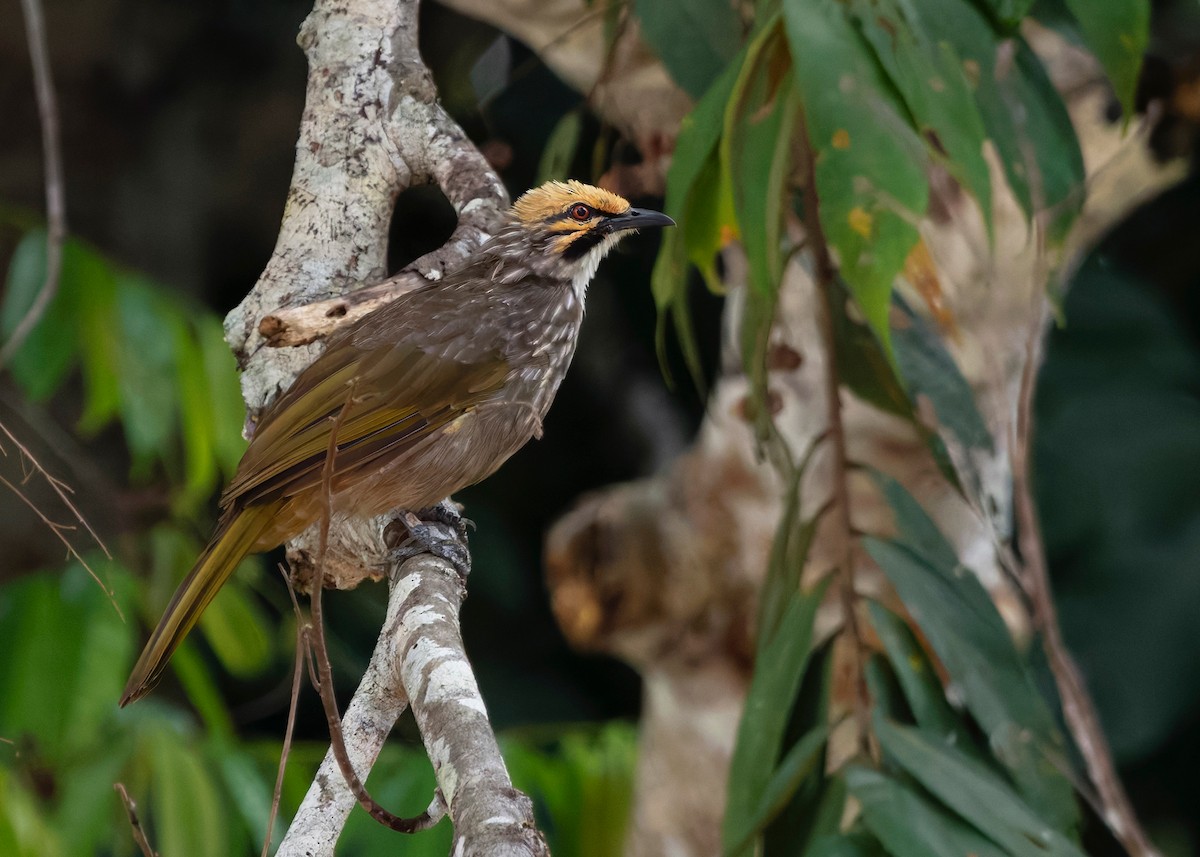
[511,180,631,225]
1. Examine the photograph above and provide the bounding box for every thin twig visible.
[261,567,311,857]
[0,421,121,618]
[797,115,872,758]
[308,391,439,833]
[1012,306,1161,857]
[115,783,160,857]
[2,0,67,369]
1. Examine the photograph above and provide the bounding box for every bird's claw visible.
[389,501,472,577]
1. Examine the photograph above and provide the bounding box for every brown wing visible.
[222,328,510,510]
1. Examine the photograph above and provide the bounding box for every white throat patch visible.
[570,233,626,302]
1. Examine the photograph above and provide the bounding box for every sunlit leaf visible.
[723,19,796,297]
[850,0,993,232]
[784,0,928,355]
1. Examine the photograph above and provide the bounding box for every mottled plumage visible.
[121,182,673,705]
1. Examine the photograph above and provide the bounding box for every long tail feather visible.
[121,506,275,706]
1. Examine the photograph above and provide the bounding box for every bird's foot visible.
[389,500,473,578]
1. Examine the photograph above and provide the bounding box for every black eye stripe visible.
[560,229,607,260]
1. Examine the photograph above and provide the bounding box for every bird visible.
[120,180,674,706]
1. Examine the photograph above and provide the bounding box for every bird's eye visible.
[569,203,593,222]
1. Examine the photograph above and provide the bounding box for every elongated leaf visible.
[196,315,248,476]
[850,0,993,231]
[847,766,1010,857]
[727,725,828,856]
[198,570,272,678]
[653,57,742,386]
[73,249,122,433]
[724,19,796,297]
[917,0,1084,240]
[115,276,179,470]
[0,231,78,398]
[864,479,1079,831]
[867,601,974,750]
[875,718,1087,856]
[635,0,743,98]
[757,440,826,649]
[1062,0,1149,117]
[723,579,829,856]
[784,0,928,355]
[893,297,993,453]
[150,729,229,857]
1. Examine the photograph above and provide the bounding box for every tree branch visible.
[218,0,544,849]
[1012,305,1162,857]
[2,0,67,370]
[798,118,872,760]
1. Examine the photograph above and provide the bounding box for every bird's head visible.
[508,180,674,290]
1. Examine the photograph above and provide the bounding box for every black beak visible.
[601,208,676,234]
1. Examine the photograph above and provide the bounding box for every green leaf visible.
[652,58,742,388]
[634,0,743,98]
[0,563,129,761]
[917,0,1084,241]
[757,439,826,649]
[784,0,928,354]
[874,718,1087,856]
[0,769,64,857]
[537,110,583,184]
[654,54,742,310]
[0,230,78,399]
[723,19,797,298]
[849,0,994,232]
[863,492,1080,832]
[867,601,975,751]
[196,315,248,476]
[114,276,180,471]
[727,725,828,856]
[174,321,218,511]
[72,248,122,433]
[722,20,798,442]
[976,0,1037,28]
[847,766,1010,857]
[150,728,229,857]
[893,297,993,453]
[807,831,887,857]
[864,654,910,723]
[830,281,913,419]
[217,747,282,849]
[723,579,829,856]
[198,569,272,679]
[1061,0,1149,118]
